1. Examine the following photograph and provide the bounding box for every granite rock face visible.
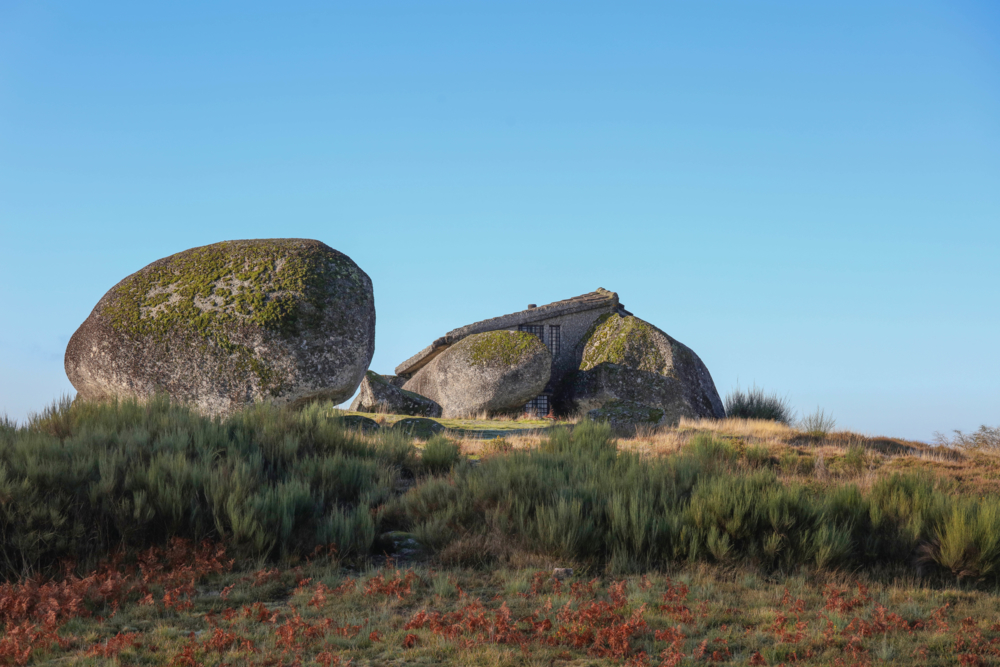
[389,417,446,438]
[402,330,551,418]
[562,313,724,425]
[65,239,375,417]
[348,371,442,417]
[336,414,381,433]
[587,399,666,430]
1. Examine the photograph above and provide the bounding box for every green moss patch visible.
[343,411,558,435]
[580,315,666,373]
[100,239,365,393]
[463,330,543,369]
[588,399,665,425]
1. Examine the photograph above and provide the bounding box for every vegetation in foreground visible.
[4,543,1000,666]
[2,397,1000,664]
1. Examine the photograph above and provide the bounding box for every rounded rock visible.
[65,238,375,417]
[402,330,551,418]
[564,313,724,424]
[389,417,446,438]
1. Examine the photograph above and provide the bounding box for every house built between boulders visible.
[395,288,628,416]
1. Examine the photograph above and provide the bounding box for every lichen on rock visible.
[465,330,540,369]
[65,239,375,417]
[402,331,551,418]
[580,314,666,374]
[389,417,446,439]
[587,400,666,429]
[561,313,724,423]
[349,371,442,417]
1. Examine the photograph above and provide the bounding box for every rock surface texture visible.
[348,371,442,417]
[65,239,375,417]
[389,417,446,438]
[563,313,724,424]
[586,400,666,430]
[402,330,551,418]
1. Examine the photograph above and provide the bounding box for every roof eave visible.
[394,289,620,377]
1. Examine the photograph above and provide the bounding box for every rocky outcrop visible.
[560,313,724,424]
[402,330,551,418]
[65,239,375,417]
[389,417,446,438]
[348,371,442,417]
[336,414,381,433]
[587,400,666,430]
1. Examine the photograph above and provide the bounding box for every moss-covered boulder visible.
[562,313,724,424]
[389,417,446,438]
[65,239,375,417]
[335,414,381,433]
[348,371,442,417]
[401,330,551,418]
[587,400,665,430]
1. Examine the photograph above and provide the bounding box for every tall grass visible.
[799,407,836,436]
[400,422,1000,582]
[724,385,794,424]
[0,396,417,576]
[934,425,1000,450]
[4,397,1000,585]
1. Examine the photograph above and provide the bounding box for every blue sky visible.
[1,1,997,440]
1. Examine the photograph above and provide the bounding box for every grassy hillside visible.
[2,397,999,665]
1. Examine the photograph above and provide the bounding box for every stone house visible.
[394,288,631,415]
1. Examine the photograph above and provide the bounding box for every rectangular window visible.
[518,324,544,341]
[524,395,549,417]
[548,325,561,357]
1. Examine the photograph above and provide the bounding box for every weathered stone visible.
[348,371,442,417]
[383,375,408,389]
[587,400,665,429]
[401,330,551,418]
[561,314,724,424]
[65,239,375,417]
[389,417,446,438]
[336,414,381,433]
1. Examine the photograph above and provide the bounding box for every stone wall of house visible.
[502,306,617,393]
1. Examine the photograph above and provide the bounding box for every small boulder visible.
[65,239,375,417]
[336,414,381,433]
[561,314,724,424]
[348,371,442,417]
[402,330,551,418]
[390,417,446,438]
[587,400,665,430]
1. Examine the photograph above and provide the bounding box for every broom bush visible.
[3,396,999,584]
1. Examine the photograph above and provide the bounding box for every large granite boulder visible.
[389,417,446,438]
[65,239,375,417]
[587,400,666,430]
[348,371,442,417]
[560,314,724,424]
[402,330,551,418]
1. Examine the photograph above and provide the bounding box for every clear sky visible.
[1,1,998,441]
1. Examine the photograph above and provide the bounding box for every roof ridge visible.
[394,289,620,376]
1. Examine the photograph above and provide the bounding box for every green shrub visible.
[929,497,1000,581]
[743,445,773,469]
[934,425,1000,450]
[421,436,461,474]
[8,395,1000,585]
[843,443,867,473]
[724,385,794,424]
[799,408,836,436]
[0,396,414,575]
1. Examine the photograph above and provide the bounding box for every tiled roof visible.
[394,288,619,376]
